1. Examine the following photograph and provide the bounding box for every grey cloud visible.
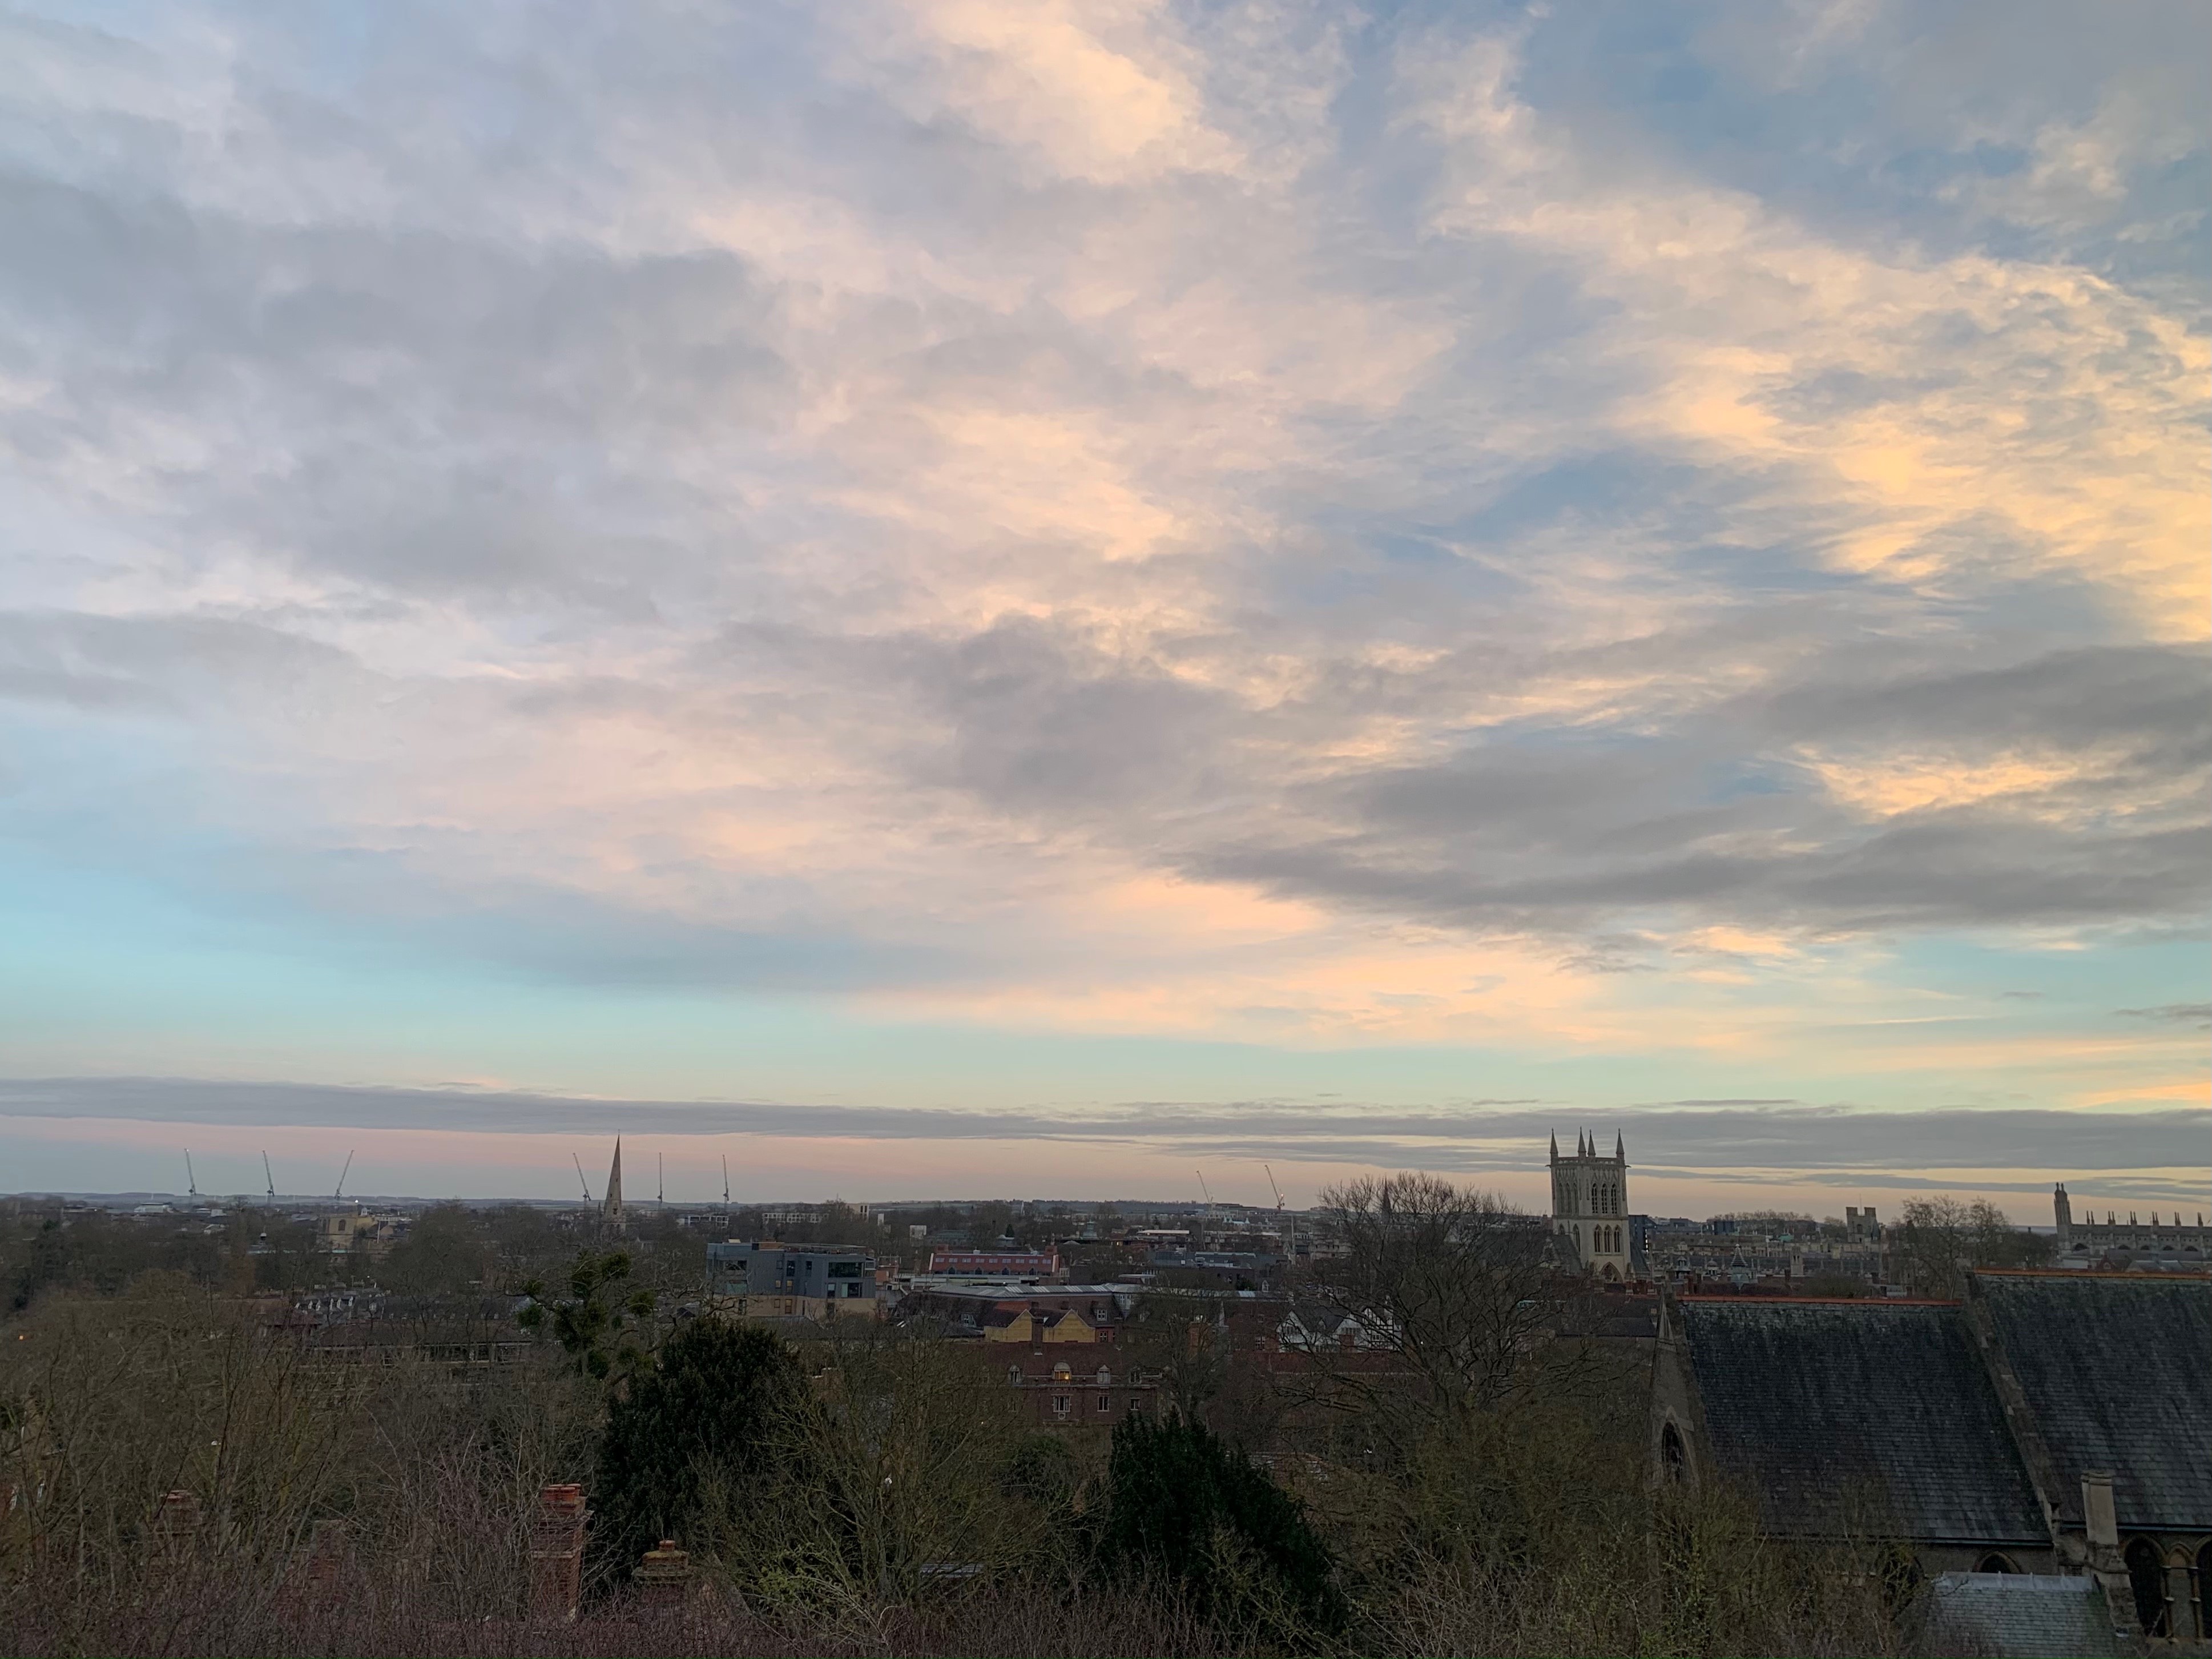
[0,0,2203,995]
[2117,1003,2212,1029]
[3,1078,2202,1190]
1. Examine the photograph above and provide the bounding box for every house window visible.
[1660,1422,1685,1483]
[1052,1394,1071,1416]
[1096,1394,1111,1412]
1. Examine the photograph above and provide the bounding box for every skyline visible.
[2,1,2206,1211]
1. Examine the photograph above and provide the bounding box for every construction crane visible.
[183,1151,199,1200]
[1265,1163,1296,1261]
[263,1152,276,1204]
[722,1154,731,1208]
[333,1151,354,1202]
[658,1152,665,1210]
[572,1153,594,1203]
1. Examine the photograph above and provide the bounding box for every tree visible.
[1891,1197,2053,1296]
[517,1250,655,1379]
[593,1319,802,1578]
[1302,1173,1577,1445]
[1117,1293,1230,1423]
[1095,1411,1342,1638]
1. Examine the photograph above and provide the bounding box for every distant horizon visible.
[4,1072,2201,1225]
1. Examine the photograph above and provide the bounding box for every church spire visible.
[1615,1130,1625,1162]
[1549,1130,1558,1164]
[603,1138,624,1225]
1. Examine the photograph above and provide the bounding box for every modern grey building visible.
[707,1241,875,1304]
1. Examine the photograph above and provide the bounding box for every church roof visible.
[1679,1299,2044,1545]
[1918,1573,2122,1659]
[1973,1271,2212,1531]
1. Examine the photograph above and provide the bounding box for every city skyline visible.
[2,2,2206,1207]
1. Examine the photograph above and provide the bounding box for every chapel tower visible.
[1550,1129,1631,1281]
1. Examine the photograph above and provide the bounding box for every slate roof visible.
[1679,1300,2044,1545]
[1975,1272,2212,1531]
[1919,1573,2121,1659]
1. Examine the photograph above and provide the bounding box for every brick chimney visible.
[281,1517,350,1614]
[148,1489,202,1597]
[528,1484,587,1622]
[637,1539,692,1613]
[155,1488,202,1549]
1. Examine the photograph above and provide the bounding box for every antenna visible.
[263,1151,276,1203]
[573,1153,594,1202]
[333,1151,354,1201]
[184,1151,199,1200]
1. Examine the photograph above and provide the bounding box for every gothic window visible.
[1660,1422,1685,1482]
[2125,1537,2170,1636]
[1976,1553,2020,1574]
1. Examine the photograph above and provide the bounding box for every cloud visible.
[2117,1003,2212,1030]
[3,1076,2203,1185]
[0,0,2202,1074]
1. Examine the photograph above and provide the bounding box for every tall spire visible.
[1614,1130,1625,1162]
[1549,1130,1559,1164]
[603,1138,624,1225]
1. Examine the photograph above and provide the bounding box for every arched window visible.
[1661,1422,1685,1483]
[2125,1537,2170,1636]
[1976,1553,2020,1574]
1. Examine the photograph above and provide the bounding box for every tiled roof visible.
[1919,1573,2121,1658]
[1680,1299,2043,1545]
[1975,1272,2212,1530]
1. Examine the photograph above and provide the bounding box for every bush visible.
[593,1319,802,1580]
[1095,1412,1343,1641]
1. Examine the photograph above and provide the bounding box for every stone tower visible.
[2053,1182,2072,1251]
[1550,1129,1631,1280]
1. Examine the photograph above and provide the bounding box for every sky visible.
[1,0,2205,1220]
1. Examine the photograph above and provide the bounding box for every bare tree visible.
[1295,1174,1586,1448]
[1891,1197,2053,1296]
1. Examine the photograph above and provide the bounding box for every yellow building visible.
[980,1305,1097,1344]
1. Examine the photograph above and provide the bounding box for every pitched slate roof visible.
[1680,1299,2044,1545]
[1919,1573,2122,1658]
[1975,1272,2212,1531]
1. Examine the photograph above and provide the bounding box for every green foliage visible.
[1096,1411,1343,1640]
[1001,1431,1081,1515]
[517,1250,655,1380]
[592,1319,803,1579]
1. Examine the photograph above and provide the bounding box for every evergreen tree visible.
[1097,1412,1343,1638]
[592,1319,803,1578]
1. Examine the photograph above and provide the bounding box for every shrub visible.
[1095,1412,1343,1640]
